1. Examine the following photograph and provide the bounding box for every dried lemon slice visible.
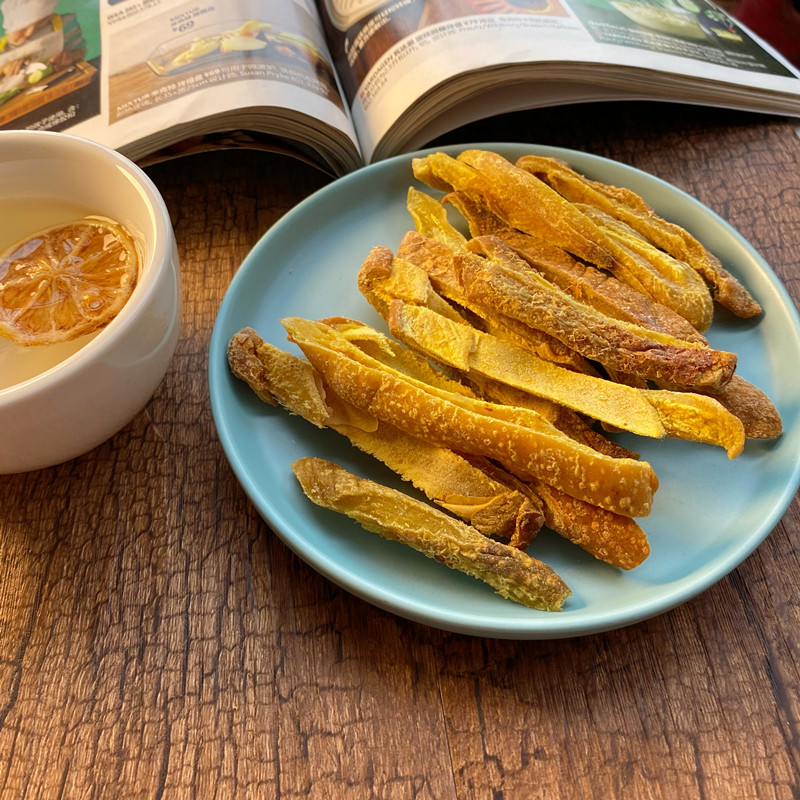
[0,216,139,346]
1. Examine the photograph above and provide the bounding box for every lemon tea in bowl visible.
[0,197,143,388]
[0,130,181,473]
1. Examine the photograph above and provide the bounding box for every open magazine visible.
[1,0,799,175]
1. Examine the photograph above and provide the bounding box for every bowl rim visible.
[0,130,176,402]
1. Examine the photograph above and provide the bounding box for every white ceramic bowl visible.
[0,130,181,473]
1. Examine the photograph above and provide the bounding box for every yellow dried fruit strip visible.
[643,389,744,457]
[386,298,745,457]
[332,314,641,461]
[442,189,705,344]
[292,457,572,612]
[457,453,650,570]
[459,238,737,392]
[394,230,736,392]
[532,480,651,571]
[576,203,713,332]
[413,149,716,329]
[405,186,471,252]
[229,328,651,568]
[515,154,762,319]
[356,242,467,325]
[385,298,665,438]
[227,328,542,544]
[412,150,620,275]
[657,374,782,440]
[282,316,658,518]
[392,231,591,372]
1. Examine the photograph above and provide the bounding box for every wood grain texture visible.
[1,102,799,799]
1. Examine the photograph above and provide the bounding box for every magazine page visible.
[1,0,363,174]
[315,0,800,163]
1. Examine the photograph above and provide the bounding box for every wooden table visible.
[2,102,799,798]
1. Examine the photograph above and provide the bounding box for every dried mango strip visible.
[292,457,572,611]
[227,327,541,543]
[282,316,658,518]
[515,154,761,319]
[458,241,737,392]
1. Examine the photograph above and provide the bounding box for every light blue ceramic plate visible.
[209,143,800,639]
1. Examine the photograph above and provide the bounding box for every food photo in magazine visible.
[106,3,343,124]
[0,0,99,129]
